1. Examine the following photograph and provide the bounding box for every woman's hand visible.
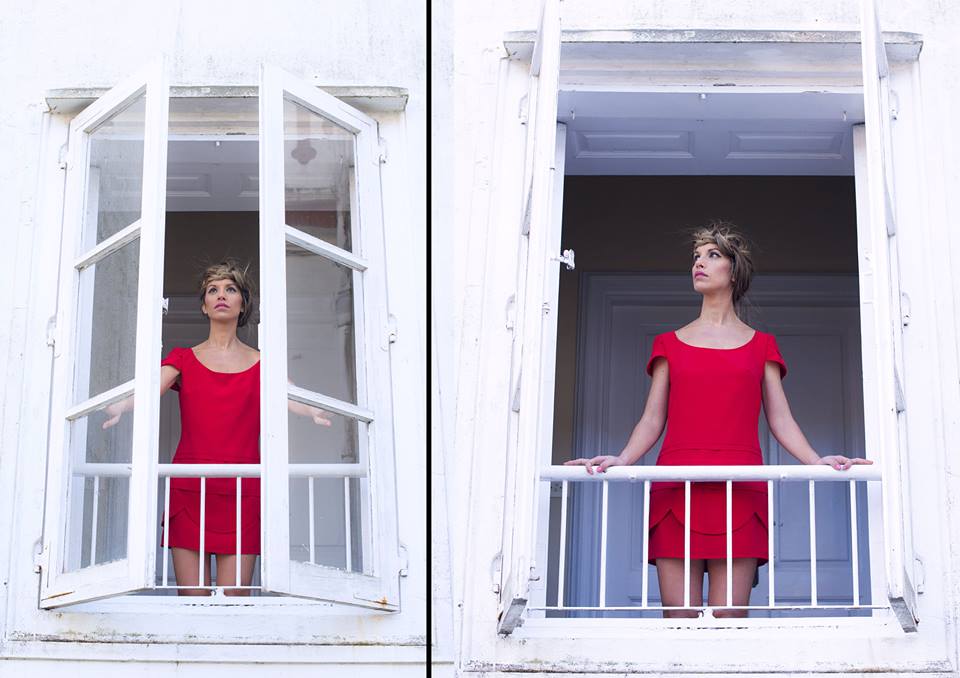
[563,455,625,475]
[310,407,332,426]
[816,455,874,471]
[101,400,127,430]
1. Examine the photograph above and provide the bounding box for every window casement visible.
[37,58,402,613]
[497,0,924,651]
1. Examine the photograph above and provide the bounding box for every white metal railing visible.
[537,464,882,617]
[72,462,365,592]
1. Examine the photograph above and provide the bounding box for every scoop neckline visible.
[188,347,260,374]
[672,329,759,351]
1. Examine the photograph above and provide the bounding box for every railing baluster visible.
[726,479,733,608]
[641,480,650,609]
[599,480,609,609]
[344,477,352,572]
[809,479,817,607]
[767,479,775,607]
[89,476,100,566]
[557,480,568,609]
[850,479,860,606]
[199,476,206,588]
[236,476,242,586]
[308,477,316,565]
[162,476,171,587]
[683,480,691,610]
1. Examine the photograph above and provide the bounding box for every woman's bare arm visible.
[564,357,670,474]
[761,362,872,470]
[102,365,181,429]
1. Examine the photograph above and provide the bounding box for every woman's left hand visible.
[311,408,332,426]
[816,455,873,471]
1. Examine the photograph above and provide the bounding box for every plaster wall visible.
[0,0,425,672]
[434,0,960,674]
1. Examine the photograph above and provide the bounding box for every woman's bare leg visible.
[215,554,259,596]
[655,558,705,618]
[706,558,758,618]
[171,547,212,596]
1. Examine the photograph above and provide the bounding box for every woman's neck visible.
[204,321,241,350]
[697,292,740,326]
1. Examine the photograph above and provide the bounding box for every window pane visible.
[289,407,360,464]
[288,476,363,573]
[62,402,133,573]
[286,242,358,403]
[82,93,146,251]
[75,238,140,403]
[283,98,354,252]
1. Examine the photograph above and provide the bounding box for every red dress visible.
[160,347,261,554]
[645,330,787,565]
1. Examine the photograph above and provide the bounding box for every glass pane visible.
[288,476,363,573]
[283,98,354,252]
[75,238,140,403]
[286,243,358,403]
[62,400,133,573]
[289,407,360,464]
[82,93,147,251]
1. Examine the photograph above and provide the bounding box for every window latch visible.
[161,297,169,316]
[57,143,68,170]
[551,248,575,270]
[33,539,47,574]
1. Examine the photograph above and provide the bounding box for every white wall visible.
[433,0,960,674]
[0,0,425,673]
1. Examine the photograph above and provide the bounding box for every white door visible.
[567,274,870,616]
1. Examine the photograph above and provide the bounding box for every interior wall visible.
[163,212,260,298]
[551,175,859,464]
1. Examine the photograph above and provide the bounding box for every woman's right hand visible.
[563,455,625,475]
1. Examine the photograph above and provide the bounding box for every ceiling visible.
[557,91,866,176]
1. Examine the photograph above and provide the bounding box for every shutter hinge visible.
[890,89,900,121]
[398,542,409,577]
[58,143,68,170]
[378,138,388,164]
[511,366,522,413]
[505,294,516,330]
[161,297,169,316]
[384,314,398,347]
[518,94,529,125]
[33,539,47,574]
[490,552,503,593]
[550,248,575,270]
[900,292,910,326]
[915,555,925,594]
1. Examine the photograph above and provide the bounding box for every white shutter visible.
[857,0,920,632]
[498,0,562,635]
[258,64,400,609]
[40,58,169,607]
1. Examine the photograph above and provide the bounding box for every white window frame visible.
[493,0,937,670]
[259,64,401,609]
[24,62,407,644]
[39,57,169,608]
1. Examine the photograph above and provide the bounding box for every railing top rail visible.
[541,464,881,482]
[71,462,367,479]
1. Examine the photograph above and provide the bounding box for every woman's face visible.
[691,242,733,296]
[201,277,244,323]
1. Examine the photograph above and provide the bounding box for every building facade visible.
[0,1,426,675]
[432,0,960,675]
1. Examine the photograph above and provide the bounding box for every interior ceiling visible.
[558,91,865,176]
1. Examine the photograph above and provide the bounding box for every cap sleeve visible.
[765,333,787,379]
[161,347,185,391]
[645,333,668,376]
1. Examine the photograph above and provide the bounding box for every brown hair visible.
[691,220,755,308]
[198,259,256,328]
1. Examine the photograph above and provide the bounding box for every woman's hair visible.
[198,259,256,328]
[690,220,756,310]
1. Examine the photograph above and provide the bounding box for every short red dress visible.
[646,330,787,565]
[160,347,261,555]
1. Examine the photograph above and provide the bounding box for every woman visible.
[103,259,329,596]
[564,223,871,618]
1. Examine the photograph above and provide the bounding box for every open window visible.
[39,60,401,612]
[498,0,921,635]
